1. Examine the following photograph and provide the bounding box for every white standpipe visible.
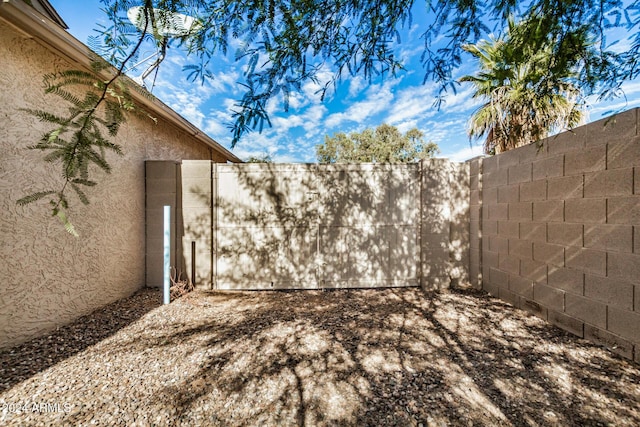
[163,205,171,305]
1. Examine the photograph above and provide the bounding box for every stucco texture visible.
[0,23,214,348]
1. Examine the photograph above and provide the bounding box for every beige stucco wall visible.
[0,23,216,348]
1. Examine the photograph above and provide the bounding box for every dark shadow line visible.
[0,288,161,393]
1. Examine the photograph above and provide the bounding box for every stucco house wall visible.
[0,2,237,348]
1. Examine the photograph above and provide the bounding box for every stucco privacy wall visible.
[470,108,640,362]
[0,21,222,348]
[146,159,470,290]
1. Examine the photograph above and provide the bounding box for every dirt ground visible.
[1,287,639,426]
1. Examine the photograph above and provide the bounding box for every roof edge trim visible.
[0,0,242,163]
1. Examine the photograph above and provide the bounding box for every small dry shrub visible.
[170,268,194,300]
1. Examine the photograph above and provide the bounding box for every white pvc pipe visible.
[163,205,170,305]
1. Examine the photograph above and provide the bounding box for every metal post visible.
[163,205,171,304]
[191,240,196,287]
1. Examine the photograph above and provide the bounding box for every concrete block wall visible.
[145,161,180,287]
[147,159,470,291]
[420,159,471,290]
[472,108,640,362]
[468,157,483,288]
[146,161,214,290]
[180,161,214,289]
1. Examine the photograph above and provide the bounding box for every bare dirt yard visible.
[1,287,639,426]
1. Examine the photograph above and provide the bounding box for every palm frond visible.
[460,16,586,154]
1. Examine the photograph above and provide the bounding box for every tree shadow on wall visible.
[182,160,470,290]
[59,287,640,426]
[420,159,471,290]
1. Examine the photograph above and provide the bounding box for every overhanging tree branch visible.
[18,0,640,233]
[19,0,155,235]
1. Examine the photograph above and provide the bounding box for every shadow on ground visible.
[0,288,161,393]
[1,287,639,426]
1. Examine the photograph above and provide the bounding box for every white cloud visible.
[302,105,328,133]
[271,115,304,133]
[228,127,319,163]
[588,98,640,116]
[222,98,238,110]
[325,79,398,128]
[348,76,366,97]
[270,104,328,135]
[206,69,241,94]
[263,96,279,116]
[154,83,208,128]
[324,112,349,128]
[301,65,335,100]
[417,117,470,151]
[272,153,304,162]
[139,48,240,97]
[385,83,438,125]
[585,79,640,117]
[230,131,279,158]
[287,92,308,110]
[395,120,418,133]
[438,85,482,113]
[398,44,424,64]
[442,144,485,162]
[407,23,421,39]
[203,118,228,137]
[620,79,640,96]
[150,64,245,131]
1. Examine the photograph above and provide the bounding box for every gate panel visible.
[316,164,420,288]
[213,162,420,290]
[147,159,469,291]
[215,163,320,289]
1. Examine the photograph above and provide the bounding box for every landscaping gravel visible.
[1,287,639,426]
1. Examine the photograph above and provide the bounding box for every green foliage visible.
[245,153,274,163]
[460,17,586,154]
[88,1,639,147]
[316,124,440,163]
[22,0,640,231]
[19,8,158,235]
[18,67,140,235]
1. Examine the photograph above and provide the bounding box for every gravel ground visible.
[1,287,639,426]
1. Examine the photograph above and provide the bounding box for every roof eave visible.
[37,0,69,29]
[0,0,242,163]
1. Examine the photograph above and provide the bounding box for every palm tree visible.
[461,19,586,154]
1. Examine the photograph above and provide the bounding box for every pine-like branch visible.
[19,2,155,236]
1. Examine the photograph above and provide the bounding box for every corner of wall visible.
[475,108,640,363]
[467,156,485,290]
[179,160,214,290]
[145,160,179,288]
[420,158,472,291]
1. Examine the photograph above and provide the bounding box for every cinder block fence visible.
[469,108,639,363]
[146,108,639,363]
[146,160,470,291]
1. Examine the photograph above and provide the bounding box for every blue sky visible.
[50,0,640,163]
